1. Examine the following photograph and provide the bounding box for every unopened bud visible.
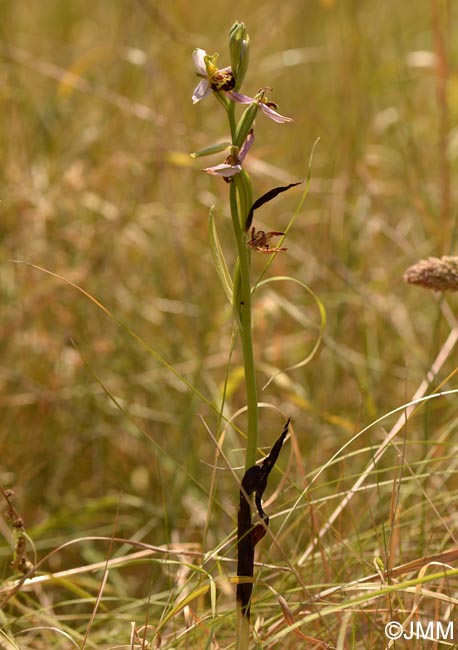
[229,21,250,90]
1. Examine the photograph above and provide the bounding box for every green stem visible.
[236,611,250,648]
[229,179,258,470]
[227,99,257,650]
[228,100,237,137]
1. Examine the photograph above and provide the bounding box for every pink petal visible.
[239,130,255,162]
[202,163,242,177]
[226,90,254,104]
[260,103,293,123]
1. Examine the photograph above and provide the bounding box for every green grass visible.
[2,1,458,648]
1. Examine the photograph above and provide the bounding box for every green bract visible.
[233,103,259,148]
[190,142,232,158]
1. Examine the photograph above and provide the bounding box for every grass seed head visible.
[404,256,458,291]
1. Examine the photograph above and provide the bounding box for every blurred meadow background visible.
[2,1,458,648]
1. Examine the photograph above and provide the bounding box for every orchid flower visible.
[192,49,236,104]
[230,87,293,123]
[202,131,254,177]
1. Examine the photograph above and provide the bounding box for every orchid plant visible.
[191,22,300,648]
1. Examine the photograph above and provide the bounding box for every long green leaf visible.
[209,207,233,304]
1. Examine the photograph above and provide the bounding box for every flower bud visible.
[229,21,250,90]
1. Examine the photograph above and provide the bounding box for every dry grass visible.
[2,1,458,647]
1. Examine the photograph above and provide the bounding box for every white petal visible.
[192,79,211,104]
[192,48,208,74]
